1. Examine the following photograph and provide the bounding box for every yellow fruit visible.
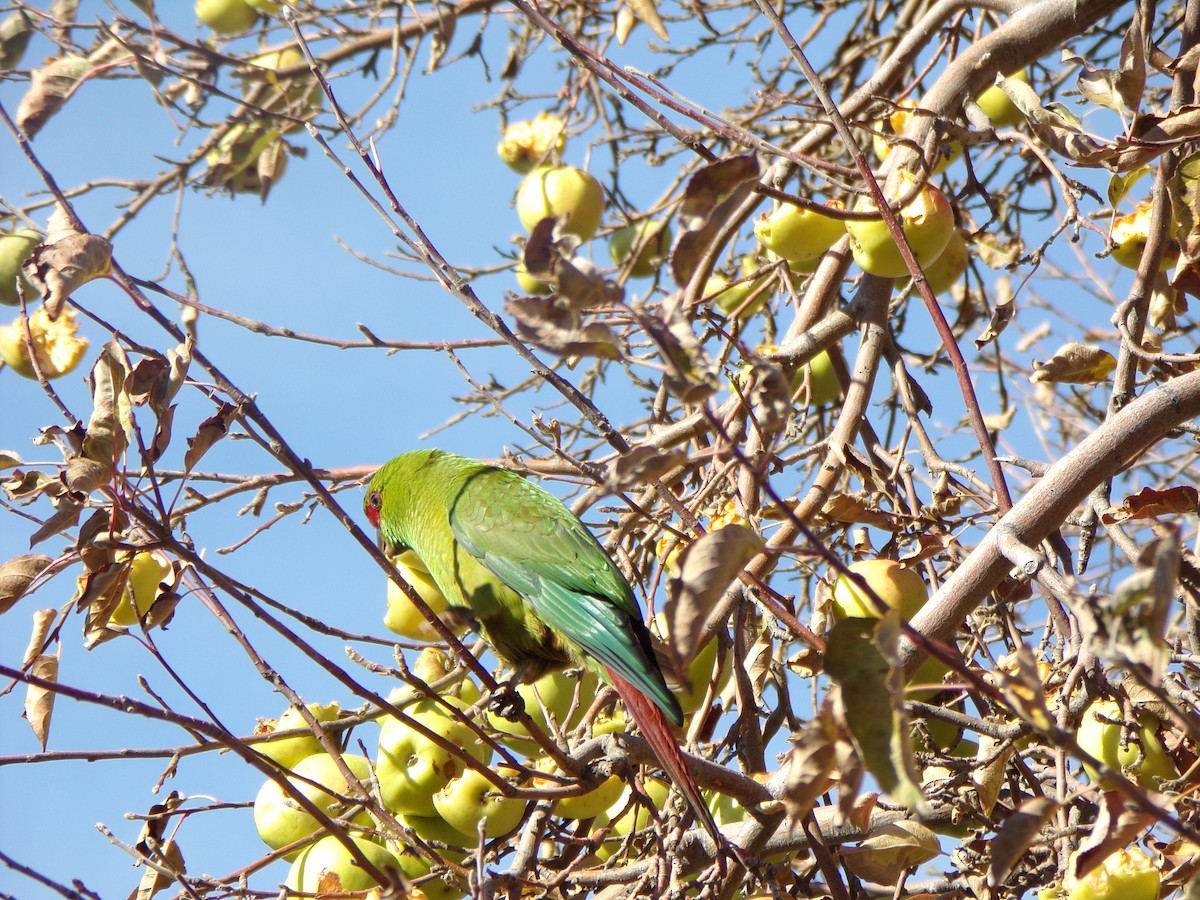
[497,112,567,174]
[531,757,626,820]
[976,70,1030,128]
[753,201,846,263]
[875,100,962,174]
[516,165,605,240]
[846,176,955,278]
[383,550,456,642]
[1077,698,1178,788]
[0,305,89,380]
[252,753,373,857]
[0,228,42,306]
[608,220,671,278]
[250,701,341,769]
[433,767,526,839]
[285,834,401,896]
[706,256,771,318]
[1063,848,1161,900]
[830,559,928,621]
[1110,201,1179,271]
[798,349,841,406]
[109,551,172,627]
[514,263,553,295]
[195,0,258,34]
[485,668,598,745]
[898,227,968,296]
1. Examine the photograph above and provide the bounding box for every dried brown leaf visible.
[505,297,622,361]
[29,497,82,548]
[672,155,759,286]
[841,819,940,884]
[184,402,239,473]
[16,55,91,138]
[25,232,113,319]
[132,838,185,900]
[83,342,132,466]
[665,523,763,667]
[783,703,840,820]
[0,554,52,615]
[1029,342,1116,384]
[24,650,59,749]
[624,0,668,40]
[0,9,33,71]
[1069,792,1154,881]
[605,446,687,491]
[988,796,1058,887]
[1102,485,1200,524]
[825,616,927,813]
[23,608,57,668]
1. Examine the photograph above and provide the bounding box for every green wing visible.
[448,467,682,722]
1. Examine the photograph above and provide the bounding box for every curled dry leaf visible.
[134,838,186,900]
[0,554,53,615]
[1029,342,1116,384]
[24,650,59,749]
[83,342,133,467]
[0,9,33,71]
[665,522,763,666]
[671,155,759,287]
[605,446,687,491]
[987,796,1059,887]
[184,402,239,473]
[16,55,92,138]
[641,308,720,402]
[556,256,623,311]
[1069,792,1155,882]
[782,702,841,821]
[825,616,927,814]
[624,0,669,40]
[25,232,114,319]
[1102,485,1200,524]
[505,296,622,361]
[840,819,940,884]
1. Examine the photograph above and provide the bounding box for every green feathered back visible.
[366,449,682,725]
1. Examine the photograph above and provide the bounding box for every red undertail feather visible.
[606,667,722,843]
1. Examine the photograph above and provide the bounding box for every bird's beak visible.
[376,529,400,558]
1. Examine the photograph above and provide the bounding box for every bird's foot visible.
[487,682,526,721]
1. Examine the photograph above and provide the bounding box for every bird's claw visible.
[487,685,526,721]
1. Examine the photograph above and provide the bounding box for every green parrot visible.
[364,449,719,840]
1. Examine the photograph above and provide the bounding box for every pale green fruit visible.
[753,202,845,263]
[253,753,373,858]
[108,550,172,627]
[485,669,598,746]
[195,0,258,33]
[433,767,525,839]
[884,100,962,174]
[376,697,492,816]
[706,256,771,318]
[1063,848,1161,900]
[593,778,671,861]
[516,165,605,240]
[846,177,955,278]
[1077,699,1178,788]
[530,756,625,821]
[396,813,469,862]
[608,220,671,278]
[390,837,468,900]
[976,70,1030,128]
[514,263,553,295]
[651,613,731,715]
[1110,201,1179,271]
[830,559,928,621]
[246,0,282,11]
[251,701,341,769]
[799,350,841,406]
[383,550,454,641]
[284,834,401,896]
[0,229,41,306]
[899,227,968,296]
[497,112,567,174]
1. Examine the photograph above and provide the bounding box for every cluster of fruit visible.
[0,228,89,380]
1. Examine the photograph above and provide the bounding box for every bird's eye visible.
[367,490,382,511]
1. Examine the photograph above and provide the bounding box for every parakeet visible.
[364,448,719,840]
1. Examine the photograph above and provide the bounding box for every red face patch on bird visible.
[365,488,382,528]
